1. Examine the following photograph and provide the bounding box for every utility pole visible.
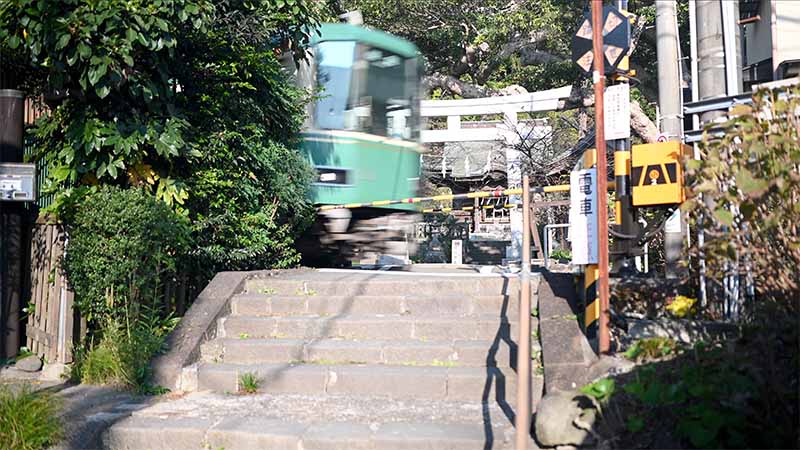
[696,0,738,120]
[656,0,685,278]
[591,0,610,354]
[694,0,743,317]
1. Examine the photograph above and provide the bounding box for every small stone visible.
[535,390,597,447]
[15,355,42,372]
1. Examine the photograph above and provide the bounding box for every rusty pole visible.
[592,0,611,354]
[515,174,532,449]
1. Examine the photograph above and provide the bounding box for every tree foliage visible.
[0,0,323,274]
[685,83,800,314]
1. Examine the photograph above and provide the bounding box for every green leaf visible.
[735,169,768,196]
[623,381,645,400]
[580,378,615,402]
[7,35,21,49]
[78,42,91,59]
[67,50,78,66]
[88,68,101,86]
[713,208,734,226]
[56,33,70,50]
[641,381,664,405]
[96,85,111,99]
[123,54,134,66]
[626,415,645,433]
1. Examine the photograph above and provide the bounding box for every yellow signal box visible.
[631,141,689,206]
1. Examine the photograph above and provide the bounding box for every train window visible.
[313,40,419,141]
[315,41,358,131]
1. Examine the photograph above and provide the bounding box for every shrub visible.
[685,83,800,316]
[61,186,191,325]
[0,384,62,450]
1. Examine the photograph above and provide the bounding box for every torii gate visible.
[418,85,573,262]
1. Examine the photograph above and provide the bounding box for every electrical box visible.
[631,142,689,207]
[0,163,36,202]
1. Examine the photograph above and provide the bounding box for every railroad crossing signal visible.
[571,5,630,74]
[631,141,689,207]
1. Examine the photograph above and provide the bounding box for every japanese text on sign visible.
[569,168,599,265]
[604,84,631,140]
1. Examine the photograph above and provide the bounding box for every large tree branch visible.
[424,15,659,142]
[423,73,495,98]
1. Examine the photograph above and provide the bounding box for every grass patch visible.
[70,305,177,393]
[257,287,276,295]
[238,333,250,339]
[238,372,260,394]
[0,384,62,450]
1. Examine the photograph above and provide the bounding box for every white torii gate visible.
[418,85,573,262]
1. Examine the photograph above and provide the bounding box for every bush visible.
[0,384,62,450]
[61,186,192,325]
[685,83,800,316]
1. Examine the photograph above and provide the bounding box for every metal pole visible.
[515,174,532,449]
[609,0,636,275]
[696,0,728,123]
[592,0,611,354]
[688,0,708,307]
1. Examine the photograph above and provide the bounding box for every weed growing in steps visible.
[0,384,62,450]
[238,372,261,394]
[258,287,276,295]
[295,287,317,297]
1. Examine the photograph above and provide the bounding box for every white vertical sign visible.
[451,239,463,265]
[569,168,599,265]
[604,84,631,140]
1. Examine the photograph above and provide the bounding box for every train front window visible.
[314,41,419,140]
[315,41,358,131]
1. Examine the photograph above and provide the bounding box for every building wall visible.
[775,0,800,69]
[744,0,773,66]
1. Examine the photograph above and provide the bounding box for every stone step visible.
[231,293,521,317]
[220,314,535,341]
[195,363,543,404]
[104,391,537,450]
[203,337,537,367]
[245,276,518,298]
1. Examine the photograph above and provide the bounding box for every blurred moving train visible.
[284,23,423,266]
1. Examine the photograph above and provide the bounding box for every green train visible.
[285,23,423,265]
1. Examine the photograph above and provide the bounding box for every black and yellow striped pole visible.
[609,1,639,274]
[582,148,601,336]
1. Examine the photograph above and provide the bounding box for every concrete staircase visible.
[106,271,542,449]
